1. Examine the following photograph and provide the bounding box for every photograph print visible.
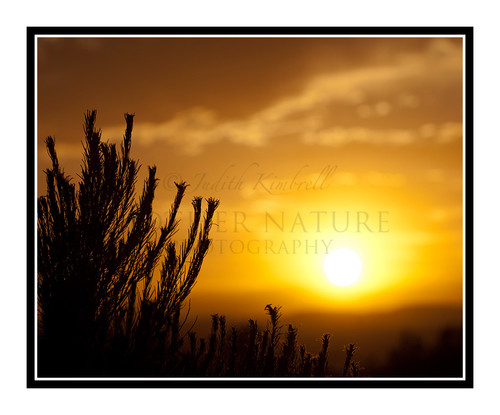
[28,27,473,387]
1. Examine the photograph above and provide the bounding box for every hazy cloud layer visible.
[99,38,462,155]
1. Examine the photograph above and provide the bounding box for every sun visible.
[324,248,362,287]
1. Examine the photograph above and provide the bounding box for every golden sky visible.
[37,36,463,317]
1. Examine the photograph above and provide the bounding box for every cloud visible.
[103,107,284,155]
[419,122,462,144]
[101,38,462,155]
[301,121,462,148]
[302,126,418,146]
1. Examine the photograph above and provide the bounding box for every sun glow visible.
[324,248,363,287]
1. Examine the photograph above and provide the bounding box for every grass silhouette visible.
[37,111,359,377]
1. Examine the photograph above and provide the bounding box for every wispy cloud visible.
[101,39,462,155]
[301,126,419,146]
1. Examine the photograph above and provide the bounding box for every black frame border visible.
[27,26,473,388]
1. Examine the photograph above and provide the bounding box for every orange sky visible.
[37,36,463,317]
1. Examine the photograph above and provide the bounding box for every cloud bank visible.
[101,39,463,155]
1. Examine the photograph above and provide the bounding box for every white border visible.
[33,32,468,383]
[34,35,39,380]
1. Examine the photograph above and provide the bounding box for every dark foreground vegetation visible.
[37,111,359,377]
[372,326,462,377]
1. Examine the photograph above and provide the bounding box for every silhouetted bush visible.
[37,110,359,377]
[370,327,463,377]
[38,110,219,376]
[170,305,354,377]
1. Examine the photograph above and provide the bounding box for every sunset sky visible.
[37,36,463,318]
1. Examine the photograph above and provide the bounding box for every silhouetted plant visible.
[313,334,330,377]
[371,328,462,377]
[342,343,358,377]
[258,329,269,374]
[199,314,219,375]
[351,360,361,377]
[187,305,339,377]
[38,110,219,376]
[263,304,282,376]
[215,315,226,375]
[245,318,259,375]
[299,345,313,376]
[277,324,298,376]
[37,110,359,378]
[227,327,238,376]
